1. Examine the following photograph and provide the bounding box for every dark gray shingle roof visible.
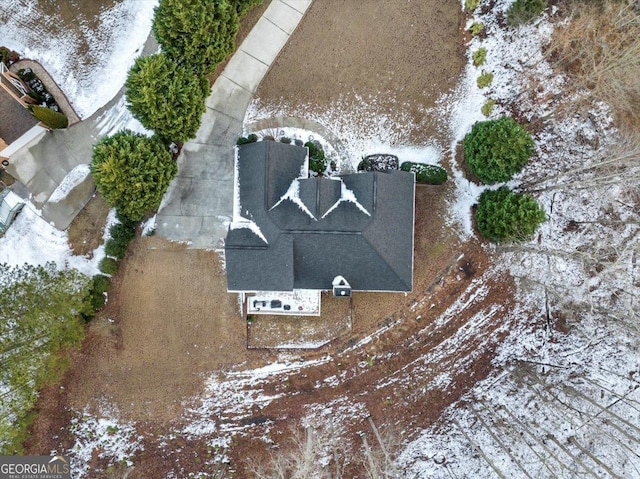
[265,141,307,209]
[225,226,267,248]
[292,233,411,291]
[0,87,38,145]
[225,143,415,293]
[226,234,294,291]
[362,171,415,290]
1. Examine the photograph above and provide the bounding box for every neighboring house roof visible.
[225,141,415,293]
[0,86,38,145]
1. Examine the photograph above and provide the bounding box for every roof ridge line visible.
[362,234,412,290]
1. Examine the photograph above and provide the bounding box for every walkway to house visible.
[155,0,313,249]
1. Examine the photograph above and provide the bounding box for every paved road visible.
[155,0,313,250]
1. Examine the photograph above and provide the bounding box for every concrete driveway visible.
[4,34,159,230]
[155,0,312,249]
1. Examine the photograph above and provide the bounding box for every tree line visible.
[0,264,90,454]
[92,0,263,223]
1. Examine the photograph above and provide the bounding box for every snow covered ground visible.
[0,0,156,118]
[245,101,445,173]
[1,0,637,476]
[0,200,112,275]
[245,0,639,476]
[395,1,640,477]
[66,405,143,478]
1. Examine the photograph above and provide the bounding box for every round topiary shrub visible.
[153,0,239,75]
[400,162,447,185]
[105,223,136,259]
[476,186,546,242]
[30,105,68,129]
[463,116,534,184]
[99,257,120,276]
[125,53,209,143]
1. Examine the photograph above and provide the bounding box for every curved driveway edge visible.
[245,116,350,161]
[155,0,313,250]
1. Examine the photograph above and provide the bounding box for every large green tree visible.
[0,263,90,454]
[476,186,546,242]
[153,0,239,75]
[125,53,209,143]
[463,116,535,184]
[91,130,177,221]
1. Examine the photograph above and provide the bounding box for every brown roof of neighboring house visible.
[0,87,38,145]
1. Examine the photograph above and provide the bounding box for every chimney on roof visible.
[332,275,351,298]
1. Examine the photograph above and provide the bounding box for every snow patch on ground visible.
[0,201,110,277]
[64,407,143,478]
[47,164,91,203]
[245,101,444,172]
[0,0,156,118]
[140,214,156,236]
[95,95,152,136]
[399,1,640,477]
[179,357,330,440]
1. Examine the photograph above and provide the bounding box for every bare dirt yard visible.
[67,193,110,257]
[21,1,527,477]
[254,0,466,144]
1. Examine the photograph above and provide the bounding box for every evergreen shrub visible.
[477,71,494,88]
[305,141,327,174]
[400,162,448,184]
[91,130,177,221]
[153,0,239,74]
[507,0,547,26]
[463,116,534,184]
[473,48,487,66]
[476,186,546,242]
[99,257,119,276]
[30,105,68,129]
[469,22,484,36]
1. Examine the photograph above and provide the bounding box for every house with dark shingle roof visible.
[0,62,45,165]
[224,141,415,315]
